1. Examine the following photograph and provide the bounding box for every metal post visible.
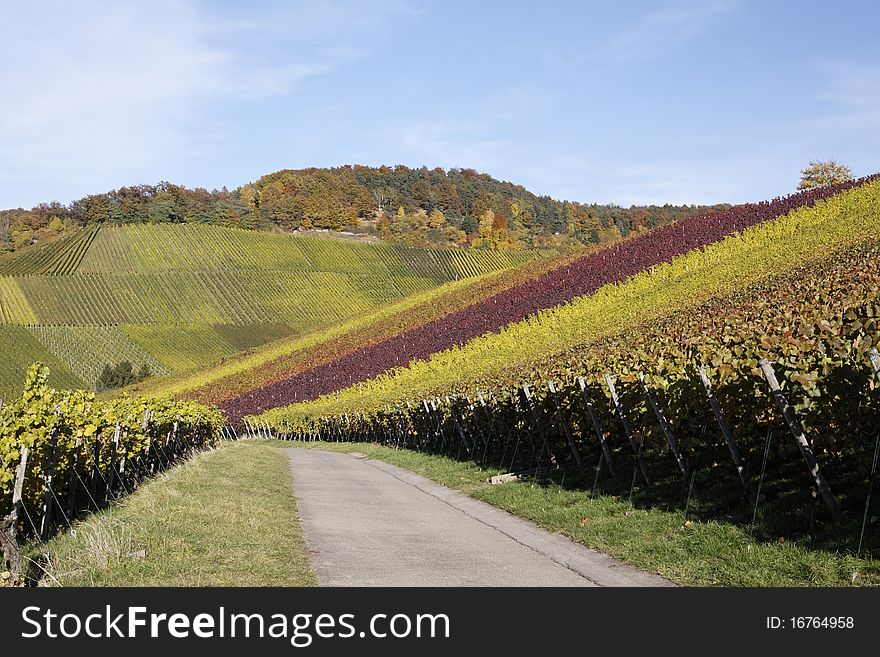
[548,381,584,470]
[40,425,60,539]
[604,374,649,485]
[638,372,688,478]
[521,384,554,473]
[65,438,83,521]
[759,359,841,522]
[697,364,750,499]
[577,377,614,475]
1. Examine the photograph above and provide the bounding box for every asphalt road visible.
[286,448,674,587]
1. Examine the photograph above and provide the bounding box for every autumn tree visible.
[798,160,852,190]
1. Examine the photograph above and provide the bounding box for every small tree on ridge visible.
[798,160,852,190]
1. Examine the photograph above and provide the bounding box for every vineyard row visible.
[267,348,880,547]
[0,365,224,585]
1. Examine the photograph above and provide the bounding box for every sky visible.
[1,0,878,209]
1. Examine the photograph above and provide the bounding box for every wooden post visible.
[12,447,28,509]
[698,364,751,498]
[604,374,650,485]
[548,381,584,470]
[577,377,614,475]
[759,359,841,522]
[638,372,689,478]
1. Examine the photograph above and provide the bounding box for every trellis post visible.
[604,374,650,485]
[638,372,689,478]
[698,364,751,499]
[577,377,614,475]
[759,359,841,522]
[548,381,584,470]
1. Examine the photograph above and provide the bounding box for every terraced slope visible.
[220,176,878,421]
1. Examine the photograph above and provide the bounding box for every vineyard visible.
[26,326,169,385]
[216,176,879,421]
[250,177,880,551]
[0,226,98,276]
[74,223,533,279]
[133,244,599,405]
[0,224,536,399]
[0,364,223,585]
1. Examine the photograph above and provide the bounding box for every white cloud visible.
[602,0,739,64]
[542,0,739,74]
[0,0,404,208]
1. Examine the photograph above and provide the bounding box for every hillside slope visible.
[0,224,536,400]
[215,176,876,421]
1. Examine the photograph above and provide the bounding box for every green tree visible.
[96,361,149,391]
[48,216,65,233]
[798,160,852,190]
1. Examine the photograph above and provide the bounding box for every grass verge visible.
[270,441,880,587]
[27,441,316,586]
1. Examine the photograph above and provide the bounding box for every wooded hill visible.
[1,165,727,255]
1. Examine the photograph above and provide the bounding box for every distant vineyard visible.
[27,325,169,387]
[0,327,84,401]
[120,325,239,371]
[75,223,536,279]
[0,224,538,398]
[0,278,38,324]
[226,176,880,421]
[1,225,539,328]
[161,249,591,406]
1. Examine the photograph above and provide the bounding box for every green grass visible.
[269,441,880,587]
[30,442,316,587]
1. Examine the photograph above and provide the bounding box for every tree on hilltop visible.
[798,160,852,190]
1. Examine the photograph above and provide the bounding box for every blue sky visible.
[1,0,877,209]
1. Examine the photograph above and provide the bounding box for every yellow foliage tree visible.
[798,160,852,190]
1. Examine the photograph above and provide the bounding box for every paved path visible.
[285,448,673,587]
